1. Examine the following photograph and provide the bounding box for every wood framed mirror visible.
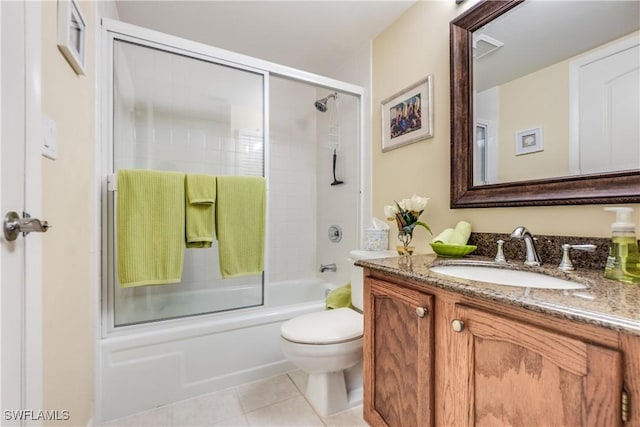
[450,0,640,208]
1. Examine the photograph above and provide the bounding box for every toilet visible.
[280,249,397,416]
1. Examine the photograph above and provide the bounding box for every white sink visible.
[429,265,587,290]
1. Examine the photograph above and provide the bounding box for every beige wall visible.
[372,1,640,255]
[41,1,95,425]
[498,61,569,182]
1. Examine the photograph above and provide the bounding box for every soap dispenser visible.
[604,207,640,284]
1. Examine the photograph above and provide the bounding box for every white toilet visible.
[280,249,397,417]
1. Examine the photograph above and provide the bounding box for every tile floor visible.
[102,371,368,427]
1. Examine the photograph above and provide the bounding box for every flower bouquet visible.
[384,194,432,255]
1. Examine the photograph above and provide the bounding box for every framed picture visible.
[381,75,434,152]
[57,0,87,75]
[515,127,543,155]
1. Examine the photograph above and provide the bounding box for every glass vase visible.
[396,231,415,255]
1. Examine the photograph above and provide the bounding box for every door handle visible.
[4,211,51,241]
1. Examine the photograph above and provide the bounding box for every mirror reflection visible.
[472,1,640,186]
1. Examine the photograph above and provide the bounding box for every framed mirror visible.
[450,0,640,208]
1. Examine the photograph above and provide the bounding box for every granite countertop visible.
[356,254,640,337]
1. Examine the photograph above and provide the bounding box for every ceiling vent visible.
[473,34,504,59]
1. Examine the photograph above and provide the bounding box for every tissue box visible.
[363,229,389,251]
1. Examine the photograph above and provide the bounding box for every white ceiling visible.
[114,0,416,77]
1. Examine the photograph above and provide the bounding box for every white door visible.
[1,1,43,422]
[570,36,640,175]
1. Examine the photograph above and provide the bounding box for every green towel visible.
[216,176,266,278]
[326,284,353,310]
[450,221,472,244]
[432,228,455,244]
[186,174,216,248]
[432,221,472,245]
[117,169,185,287]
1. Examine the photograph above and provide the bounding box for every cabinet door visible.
[450,304,623,427]
[363,278,434,427]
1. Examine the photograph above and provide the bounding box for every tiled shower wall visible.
[268,77,318,282]
[269,76,359,287]
[315,90,359,288]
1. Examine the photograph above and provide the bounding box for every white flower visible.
[384,205,398,219]
[385,194,432,238]
[407,194,429,212]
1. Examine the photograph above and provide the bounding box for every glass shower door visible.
[108,39,266,327]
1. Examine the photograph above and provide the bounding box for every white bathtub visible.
[100,279,330,422]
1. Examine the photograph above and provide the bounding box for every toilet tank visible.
[348,250,397,310]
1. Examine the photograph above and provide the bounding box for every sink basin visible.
[429,265,587,290]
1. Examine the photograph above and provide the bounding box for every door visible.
[1,0,43,421]
[451,304,623,427]
[363,278,434,427]
[570,36,640,175]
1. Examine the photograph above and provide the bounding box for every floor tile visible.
[102,405,172,427]
[103,371,369,427]
[210,414,250,426]
[172,388,244,426]
[323,405,368,427]
[236,374,300,413]
[245,395,324,427]
[287,369,308,393]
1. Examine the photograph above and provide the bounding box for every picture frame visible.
[515,127,543,155]
[381,75,434,152]
[57,0,87,75]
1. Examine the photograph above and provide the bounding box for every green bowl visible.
[430,242,477,258]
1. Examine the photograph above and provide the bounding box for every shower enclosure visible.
[99,19,365,421]
[107,39,266,327]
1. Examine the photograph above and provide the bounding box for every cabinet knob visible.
[415,307,428,318]
[451,319,465,332]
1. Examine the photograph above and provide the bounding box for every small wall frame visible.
[515,127,543,156]
[57,0,86,75]
[381,75,434,152]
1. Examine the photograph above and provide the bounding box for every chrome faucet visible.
[558,243,596,271]
[320,263,337,272]
[511,226,541,266]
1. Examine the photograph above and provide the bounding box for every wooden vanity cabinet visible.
[363,277,435,427]
[363,271,636,427]
[450,304,622,426]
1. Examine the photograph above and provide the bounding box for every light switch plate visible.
[42,115,57,160]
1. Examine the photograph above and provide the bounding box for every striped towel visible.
[117,169,185,287]
[216,176,266,278]
[185,174,217,248]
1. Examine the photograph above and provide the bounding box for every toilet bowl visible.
[280,249,396,417]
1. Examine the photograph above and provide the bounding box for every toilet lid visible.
[281,308,363,344]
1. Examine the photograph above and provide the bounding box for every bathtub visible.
[100,279,330,422]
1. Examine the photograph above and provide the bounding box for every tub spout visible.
[320,263,337,272]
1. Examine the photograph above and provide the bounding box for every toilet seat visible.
[281,308,362,345]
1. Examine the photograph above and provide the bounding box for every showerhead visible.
[314,100,329,112]
[314,92,337,112]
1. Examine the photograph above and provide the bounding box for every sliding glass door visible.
[108,38,266,327]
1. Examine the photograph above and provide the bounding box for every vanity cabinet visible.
[363,278,434,427]
[363,271,636,427]
[450,304,622,426]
